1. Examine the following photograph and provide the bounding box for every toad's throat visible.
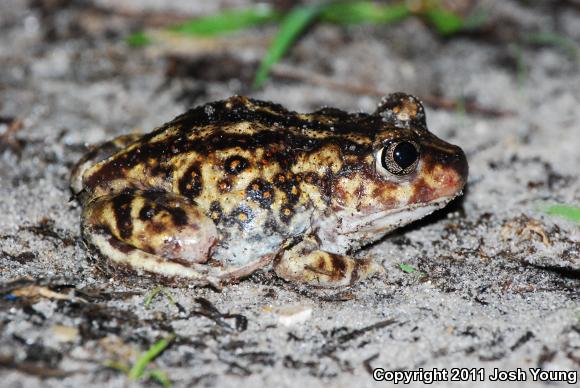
[342,195,459,234]
[315,195,459,254]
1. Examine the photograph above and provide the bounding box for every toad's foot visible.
[82,190,220,286]
[274,236,382,287]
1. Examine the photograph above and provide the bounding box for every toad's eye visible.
[379,140,420,176]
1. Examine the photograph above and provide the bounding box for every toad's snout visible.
[408,143,469,205]
[444,145,469,190]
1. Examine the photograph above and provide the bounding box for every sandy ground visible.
[0,1,578,387]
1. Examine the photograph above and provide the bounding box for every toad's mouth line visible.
[332,193,461,236]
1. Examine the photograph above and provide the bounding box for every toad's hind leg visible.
[274,236,382,287]
[82,190,219,285]
[71,134,142,194]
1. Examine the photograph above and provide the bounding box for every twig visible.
[0,117,24,153]
[318,319,396,356]
[0,355,83,378]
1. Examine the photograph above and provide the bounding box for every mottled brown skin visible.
[71,93,468,287]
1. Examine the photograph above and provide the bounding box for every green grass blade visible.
[147,370,172,388]
[128,335,175,380]
[144,286,164,308]
[540,204,580,224]
[253,5,322,88]
[320,2,410,25]
[126,32,153,47]
[144,286,177,308]
[170,6,280,37]
[161,288,176,305]
[399,263,417,274]
[422,8,465,36]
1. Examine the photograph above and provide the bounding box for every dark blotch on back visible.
[208,201,223,223]
[280,205,294,224]
[246,178,275,208]
[320,169,334,205]
[178,163,203,199]
[224,155,249,175]
[304,172,320,185]
[274,173,301,204]
[217,178,232,193]
[329,253,347,277]
[149,163,171,178]
[112,193,134,240]
[139,204,156,221]
[167,206,188,227]
[229,205,253,229]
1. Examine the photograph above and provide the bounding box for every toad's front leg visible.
[82,190,220,285]
[273,236,382,287]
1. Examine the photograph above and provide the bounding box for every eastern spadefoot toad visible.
[71,93,468,287]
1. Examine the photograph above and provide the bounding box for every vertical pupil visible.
[393,142,418,169]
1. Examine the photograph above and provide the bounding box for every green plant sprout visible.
[539,204,580,224]
[399,263,417,273]
[104,334,175,388]
[144,286,178,308]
